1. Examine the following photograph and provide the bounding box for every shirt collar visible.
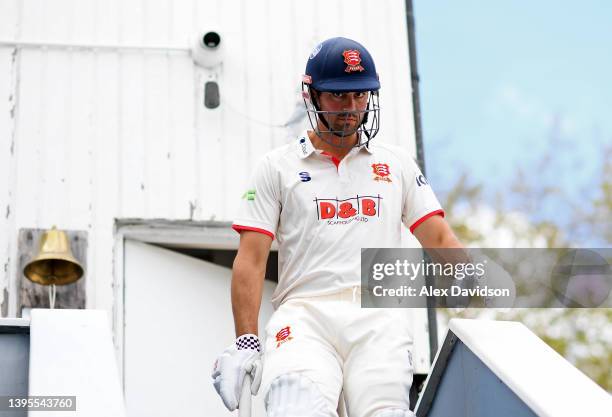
[296,130,373,159]
[296,131,316,159]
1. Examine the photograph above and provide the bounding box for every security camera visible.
[201,32,221,49]
[192,31,223,68]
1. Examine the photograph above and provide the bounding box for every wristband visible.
[236,333,261,352]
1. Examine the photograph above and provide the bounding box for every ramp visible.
[0,309,125,417]
[415,318,611,417]
[416,319,612,417]
[0,319,29,417]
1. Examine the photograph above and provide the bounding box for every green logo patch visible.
[242,189,256,201]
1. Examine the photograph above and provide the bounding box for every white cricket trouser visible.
[261,287,414,417]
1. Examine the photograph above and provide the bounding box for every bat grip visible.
[239,373,252,417]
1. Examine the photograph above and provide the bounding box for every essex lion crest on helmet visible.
[343,49,365,73]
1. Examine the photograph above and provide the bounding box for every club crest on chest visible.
[372,163,392,182]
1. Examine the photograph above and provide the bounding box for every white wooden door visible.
[124,239,275,417]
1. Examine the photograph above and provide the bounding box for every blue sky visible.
[413,0,611,235]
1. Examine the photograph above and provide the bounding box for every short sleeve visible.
[401,156,445,234]
[232,156,281,239]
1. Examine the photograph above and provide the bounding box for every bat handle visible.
[239,373,252,417]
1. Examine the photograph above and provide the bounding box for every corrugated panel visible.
[0,0,21,315]
[0,46,18,317]
[0,0,415,314]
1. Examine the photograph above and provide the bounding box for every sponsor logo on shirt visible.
[416,174,429,187]
[372,163,392,183]
[242,189,256,201]
[314,195,382,225]
[275,326,293,348]
[299,137,309,155]
[299,171,311,182]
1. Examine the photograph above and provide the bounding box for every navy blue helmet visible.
[302,37,380,147]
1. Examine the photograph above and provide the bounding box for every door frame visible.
[112,218,272,391]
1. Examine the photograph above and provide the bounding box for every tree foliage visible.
[435,137,611,391]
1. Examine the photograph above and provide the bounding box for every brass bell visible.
[24,226,84,286]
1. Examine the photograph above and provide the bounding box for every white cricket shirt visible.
[233,131,444,309]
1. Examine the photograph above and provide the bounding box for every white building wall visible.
[0,0,417,318]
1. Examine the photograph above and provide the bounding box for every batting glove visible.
[211,334,263,411]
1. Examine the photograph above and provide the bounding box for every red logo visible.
[275,326,293,347]
[315,195,382,222]
[343,50,365,73]
[372,163,392,182]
